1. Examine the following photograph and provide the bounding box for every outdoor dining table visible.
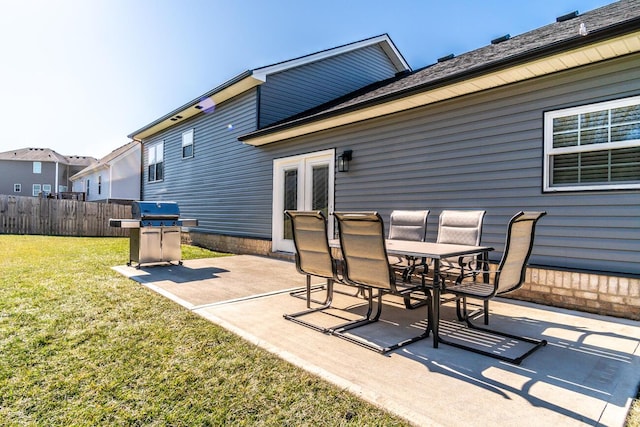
[330,238,494,348]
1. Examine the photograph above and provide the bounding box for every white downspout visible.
[55,162,59,194]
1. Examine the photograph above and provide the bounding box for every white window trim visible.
[42,184,52,194]
[32,184,41,196]
[147,141,164,182]
[182,129,194,159]
[14,183,21,192]
[33,161,41,174]
[544,95,640,192]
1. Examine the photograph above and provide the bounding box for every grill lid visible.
[131,201,180,220]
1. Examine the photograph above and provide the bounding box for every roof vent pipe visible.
[491,34,510,44]
[557,11,579,22]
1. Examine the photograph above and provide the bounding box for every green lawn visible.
[0,235,409,426]
[1,235,638,426]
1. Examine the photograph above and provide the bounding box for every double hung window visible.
[148,142,164,182]
[544,96,640,191]
[182,129,194,158]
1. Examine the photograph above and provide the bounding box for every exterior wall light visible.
[337,150,353,172]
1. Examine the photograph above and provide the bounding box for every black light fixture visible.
[337,150,353,172]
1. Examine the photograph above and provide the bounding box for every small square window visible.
[42,184,52,194]
[14,184,21,192]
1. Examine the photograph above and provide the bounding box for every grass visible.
[1,235,638,426]
[0,235,410,426]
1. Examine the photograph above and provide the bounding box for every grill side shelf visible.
[109,219,141,229]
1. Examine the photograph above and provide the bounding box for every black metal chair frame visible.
[439,211,547,365]
[332,211,433,354]
[282,210,381,334]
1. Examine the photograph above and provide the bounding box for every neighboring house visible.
[0,147,96,197]
[70,141,141,202]
[129,2,639,318]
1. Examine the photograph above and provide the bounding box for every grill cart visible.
[109,201,198,268]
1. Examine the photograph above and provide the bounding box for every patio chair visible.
[441,211,547,364]
[332,211,433,353]
[433,210,486,319]
[283,210,377,333]
[387,209,429,282]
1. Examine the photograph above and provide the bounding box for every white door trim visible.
[272,149,335,253]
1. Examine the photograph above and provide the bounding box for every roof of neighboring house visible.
[240,0,640,145]
[128,34,410,141]
[0,147,97,165]
[70,140,140,181]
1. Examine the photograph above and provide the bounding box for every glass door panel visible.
[283,169,298,240]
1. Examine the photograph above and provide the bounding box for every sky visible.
[0,0,615,159]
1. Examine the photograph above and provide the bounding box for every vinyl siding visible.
[259,45,399,128]
[142,89,273,238]
[0,160,60,195]
[110,148,141,200]
[264,54,640,275]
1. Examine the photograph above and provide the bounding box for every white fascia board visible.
[130,74,263,141]
[252,34,410,81]
[70,163,108,181]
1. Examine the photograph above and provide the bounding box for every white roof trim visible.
[252,34,410,81]
[242,31,640,146]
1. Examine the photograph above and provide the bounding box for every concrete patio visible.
[113,255,640,427]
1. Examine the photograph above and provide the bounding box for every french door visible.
[272,149,335,252]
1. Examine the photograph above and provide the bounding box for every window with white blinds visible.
[544,96,640,191]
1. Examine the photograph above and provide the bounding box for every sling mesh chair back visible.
[443,211,547,364]
[436,209,486,267]
[333,211,432,353]
[388,210,429,241]
[388,209,431,308]
[388,210,429,282]
[282,210,339,332]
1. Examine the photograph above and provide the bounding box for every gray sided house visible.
[0,147,96,197]
[131,3,640,319]
[70,141,141,203]
[129,34,409,242]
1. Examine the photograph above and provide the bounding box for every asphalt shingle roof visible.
[0,147,96,166]
[243,0,640,138]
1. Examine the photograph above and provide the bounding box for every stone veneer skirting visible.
[182,231,639,321]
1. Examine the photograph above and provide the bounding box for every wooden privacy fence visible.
[0,195,131,237]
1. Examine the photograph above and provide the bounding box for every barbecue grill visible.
[109,201,198,268]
